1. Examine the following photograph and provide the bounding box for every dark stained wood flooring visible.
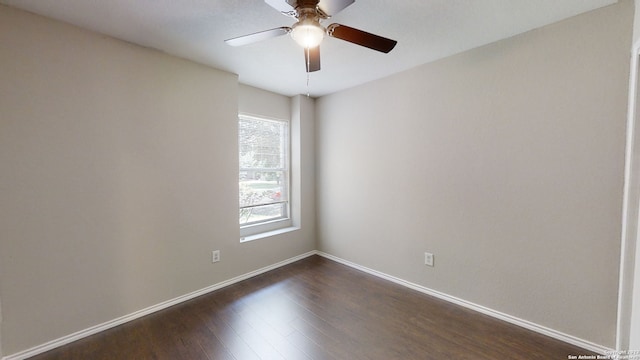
[30,255,596,359]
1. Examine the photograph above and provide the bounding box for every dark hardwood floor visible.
[30,255,595,359]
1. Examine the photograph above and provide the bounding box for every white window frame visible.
[239,113,292,240]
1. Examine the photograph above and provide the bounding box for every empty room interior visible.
[2,0,640,359]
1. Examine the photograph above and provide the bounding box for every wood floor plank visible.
[230,301,313,360]
[29,255,598,360]
[197,309,261,360]
[286,328,338,360]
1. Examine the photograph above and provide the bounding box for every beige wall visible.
[239,84,292,120]
[635,0,640,46]
[0,6,315,356]
[316,0,632,348]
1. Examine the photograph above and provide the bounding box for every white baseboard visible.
[4,250,612,359]
[316,251,613,355]
[2,251,317,360]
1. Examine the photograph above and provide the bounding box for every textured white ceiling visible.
[0,0,618,97]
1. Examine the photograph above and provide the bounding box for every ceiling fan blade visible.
[327,24,397,53]
[304,46,321,72]
[225,27,291,47]
[318,0,355,17]
[264,0,297,17]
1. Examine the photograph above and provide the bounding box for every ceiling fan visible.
[225,0,397,73]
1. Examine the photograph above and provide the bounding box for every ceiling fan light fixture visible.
[290,19,325,48]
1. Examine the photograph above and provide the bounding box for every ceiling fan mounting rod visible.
[296,7,323,22]
[295,0,329,20]
[296,0,319,10]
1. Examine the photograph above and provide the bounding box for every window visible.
[239,114,290,236]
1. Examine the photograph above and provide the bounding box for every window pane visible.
[238,114,289,229]
[239,117,287,170]
[239,203,285,225]
[239,170,287,208]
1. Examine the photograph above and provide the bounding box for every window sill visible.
[240,226,300,243]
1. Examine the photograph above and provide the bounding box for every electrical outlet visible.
[212,250,220,263]
[424,252,434,267]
